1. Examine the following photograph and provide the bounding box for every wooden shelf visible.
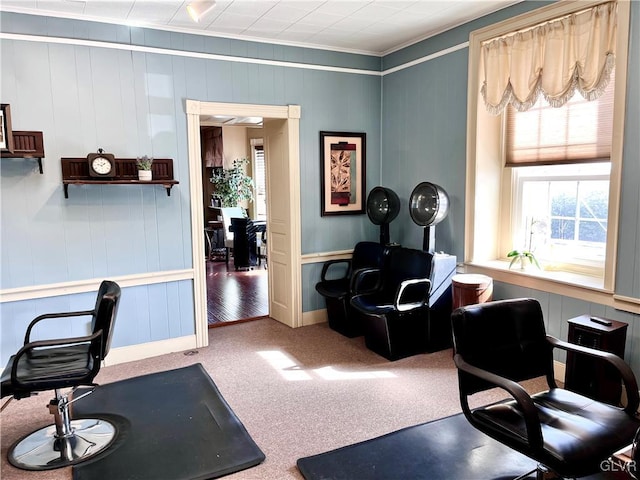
[61,157,179,198]
[1,131,45,173]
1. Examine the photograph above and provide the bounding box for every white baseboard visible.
[302,308,327,326]
[300,314,574,386]
[104,335,197,367]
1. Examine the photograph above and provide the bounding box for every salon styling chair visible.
[350,247,434,360]
[1,280,121,470]
[451,298,640,479]
[315,241,388,337]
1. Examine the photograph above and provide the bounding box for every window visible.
[465,0,630,295]
[506,75,615,275]
[252,143,267,220]
[514,163,610,272]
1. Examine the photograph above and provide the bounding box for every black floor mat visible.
[297,413,622,480]
[73,363,265,480]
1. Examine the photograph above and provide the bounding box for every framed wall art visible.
[1,104,14,153]
[320,131,366,216]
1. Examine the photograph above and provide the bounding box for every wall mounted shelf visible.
[61,157,179,198]
[1,131,45,173]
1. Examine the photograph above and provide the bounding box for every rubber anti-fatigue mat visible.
[73,363,265,480]
[297,413,623,480]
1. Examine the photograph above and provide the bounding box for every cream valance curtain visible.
[481,2,617,115]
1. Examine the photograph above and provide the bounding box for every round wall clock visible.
[87,148,116,178]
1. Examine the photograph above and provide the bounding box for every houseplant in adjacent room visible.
[136,155,153,181]
[210,158,254,207]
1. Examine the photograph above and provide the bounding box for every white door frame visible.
[186,100,302,348]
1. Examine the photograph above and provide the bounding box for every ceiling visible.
[1,0,520,55]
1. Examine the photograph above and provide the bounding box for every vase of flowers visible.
[136,156,153,181]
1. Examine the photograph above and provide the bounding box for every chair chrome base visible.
[513,464,560,480]
[8,418,116,470]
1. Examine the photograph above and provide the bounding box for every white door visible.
[263,117,301,327]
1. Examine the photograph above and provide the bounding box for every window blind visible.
[254,145,265,195]
[254,145,267,218]
[505,71,614,167]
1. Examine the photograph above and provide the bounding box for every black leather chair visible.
[422,252,457,351]
[315,241,388,337]
[1,280,121,470]
[451,298,640,479]
[350,247,433,360]
[230,217,259,270]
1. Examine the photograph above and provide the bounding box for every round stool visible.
[452,274,493,310]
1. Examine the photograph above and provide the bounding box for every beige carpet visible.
[1,318,543,480]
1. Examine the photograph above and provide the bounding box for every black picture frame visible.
[320,131,366,216]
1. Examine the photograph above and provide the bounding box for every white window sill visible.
[461,259,617,306]
[463,260,640,315]
[465,259,604,289]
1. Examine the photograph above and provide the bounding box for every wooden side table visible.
[565,314,628,406]
[452,274,493,310]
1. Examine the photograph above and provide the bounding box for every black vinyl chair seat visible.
[473,388,640,471]
[2,344,95,397]
[350,297,394,315]
[452,298,640,479]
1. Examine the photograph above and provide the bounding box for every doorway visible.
[202,124,269,326]
[186,101,302,349]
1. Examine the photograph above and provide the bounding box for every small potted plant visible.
[136,156,153,181]
[507,217,544,270]
[507,249,540,270]
[210,158,254,207]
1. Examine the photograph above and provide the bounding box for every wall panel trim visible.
[0,32,382,77]
[0,269,193,303]
[301,249,353,265]
[0,32,468,78]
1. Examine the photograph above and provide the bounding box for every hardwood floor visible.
[206,259,268,327]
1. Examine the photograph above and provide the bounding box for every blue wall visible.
[2,2,639,372]
[380,1,640,370]
[0,12,381,364]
